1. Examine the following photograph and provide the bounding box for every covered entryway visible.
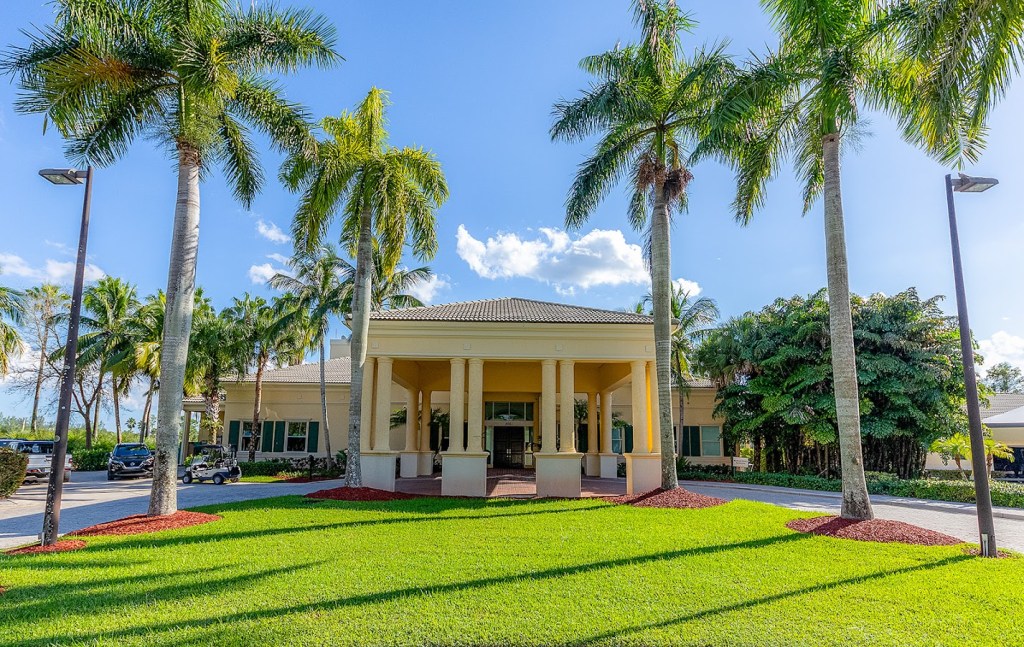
[491,428,527,468]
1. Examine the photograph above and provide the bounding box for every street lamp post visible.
[945,171,999,557]
[38,165,93,546]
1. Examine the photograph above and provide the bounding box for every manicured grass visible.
[0,496,1018,646]
[238,475,288,483]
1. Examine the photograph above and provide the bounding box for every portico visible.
[358,298,665,497]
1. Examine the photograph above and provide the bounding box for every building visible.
[924,392,1024,476]
[219,297,729,497]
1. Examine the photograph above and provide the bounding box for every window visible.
[287,422,308,452]
[612,428,623,454]
[240,421,257,451]
[700,426,722,457]
[485,401,534,422]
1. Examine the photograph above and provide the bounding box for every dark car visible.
[107,443,154,480]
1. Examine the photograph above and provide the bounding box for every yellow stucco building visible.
[220,297,729,497]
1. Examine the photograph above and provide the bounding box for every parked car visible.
[107,443,154,480]
[7,440,72,482]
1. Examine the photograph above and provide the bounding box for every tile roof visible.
[369,297,653,325]
[982,404,1024,426]
[982,393,1024,419]
[237,358,352,384]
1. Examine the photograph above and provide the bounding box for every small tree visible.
[983,362,1024,394]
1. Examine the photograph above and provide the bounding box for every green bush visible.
[677,468,1024,508]
[236,458,344,479]
[72,448,112,472]
[0,448,29,498]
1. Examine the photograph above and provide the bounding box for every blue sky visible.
[1,0,1022,426]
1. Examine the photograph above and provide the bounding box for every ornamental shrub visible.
[0,448,29,498]
[72,448,112,471]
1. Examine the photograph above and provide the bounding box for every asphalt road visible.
[2,472,1021,552]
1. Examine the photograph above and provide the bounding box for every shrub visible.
[0,448,29,498]
[237,457,343,478]
[72,448,112,472]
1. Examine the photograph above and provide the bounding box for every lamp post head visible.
[951,173,999,193]
[38,168,87,185]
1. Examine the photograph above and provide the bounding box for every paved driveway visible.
[681,480,1024,552]
[0,471,343,550]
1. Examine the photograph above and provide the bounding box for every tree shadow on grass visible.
[570,553,973,645]
[7,532,814,646]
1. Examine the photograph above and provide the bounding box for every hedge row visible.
[236,457,344,478]
[72,448,112,472]
[0,448,29,498]
[677,468,1024,509]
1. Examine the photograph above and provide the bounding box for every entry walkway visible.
[395,469,626,498]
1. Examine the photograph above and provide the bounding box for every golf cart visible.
[182,445,241,485]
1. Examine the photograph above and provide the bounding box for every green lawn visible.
[0,496,1017,646]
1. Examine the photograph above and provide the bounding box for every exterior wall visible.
[925,424,1024,471]
[609,385,728,465]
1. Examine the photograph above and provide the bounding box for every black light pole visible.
[39,165,93,546]
[945,171,999,557]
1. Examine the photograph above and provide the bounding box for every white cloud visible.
[256,219,290,244]
[266,253,291,265]
[979,331,1024,371]
[44,240,73,256]
[673,278,702,297]
[247,263,288,285]
[406,273,449,304]
[0,342,38,385]
[456,225,649,291]
[0,252,105,284]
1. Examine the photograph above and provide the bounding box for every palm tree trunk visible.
[31,332,48,433]
[249,359,265,463]
[149,145,201,516]
[204,376,221,445]
[345,207,374,487]
[674,351,686,457]
[93,370,103,441]
[651,185,677,490]
[113,377,122,444]
[141,378,154,443]
[319,335,332,463]
[822,133,873,520]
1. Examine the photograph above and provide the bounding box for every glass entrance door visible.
[492,427,525,468]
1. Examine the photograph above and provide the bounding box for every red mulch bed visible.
[5,540,87,555]
[786,516,962,546]
[611,487,727,509]
[306,486,421,501]
[70,511,221,537]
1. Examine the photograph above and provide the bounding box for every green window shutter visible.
[261,421,274,452]
[273,421,286,452]
[307,421,320,453]
[228,421,240,451]
[624,425,633,454]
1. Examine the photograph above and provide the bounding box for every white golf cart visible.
[182,445,241,485]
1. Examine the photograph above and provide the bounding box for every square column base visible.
[599,453,621,479]
[625,453,661,494]
[441,452,488,497]
[399,451,420,479]
[417,451,434,476]
[361,451,398,492]
[584,452,601,476]
[535,452,583,498]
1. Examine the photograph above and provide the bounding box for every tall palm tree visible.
[225,294,304,462]
[0,283,25,377]
[270,245,353,464]
[639,286,719,441]
[701,0,934,519]
[2,0,338,515]
[282,88,449,486]
[337,245,432,311]
[77,277,138,443]
[127,292,165,442]
[551,0,734,489]
[187,301,235,448]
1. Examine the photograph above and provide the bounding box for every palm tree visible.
[270,245,353,464]
[0,282,24,377]
[128,293,166,442]
[2,0,338,515]
[551,0,734,489]
[187,301,235,448]
[337,245,432,311]
[77,277,139,443]
[282,88,449,486]
[699,1,938,520]
[639,286,719,444]
[225,294,305,462]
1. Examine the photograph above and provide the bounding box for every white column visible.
[600,390,613,453]
[404,387,418,452]
[540,359,557,453]
[630,360,649,453]
[648,361,661,455]
[586,393,598,454]
[360,357,375,452]
[559,360,576,453]
[448,358,465,452]
[419,390,432,450]
[373,357,393,451]
[467,358,484,452]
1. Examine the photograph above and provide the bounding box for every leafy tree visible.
[20,284,67,431]
[983,362,1024,394]
[3,0,338,515]
[283,88,448,486]
[551,0,735,489]
[695,289,968,479]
